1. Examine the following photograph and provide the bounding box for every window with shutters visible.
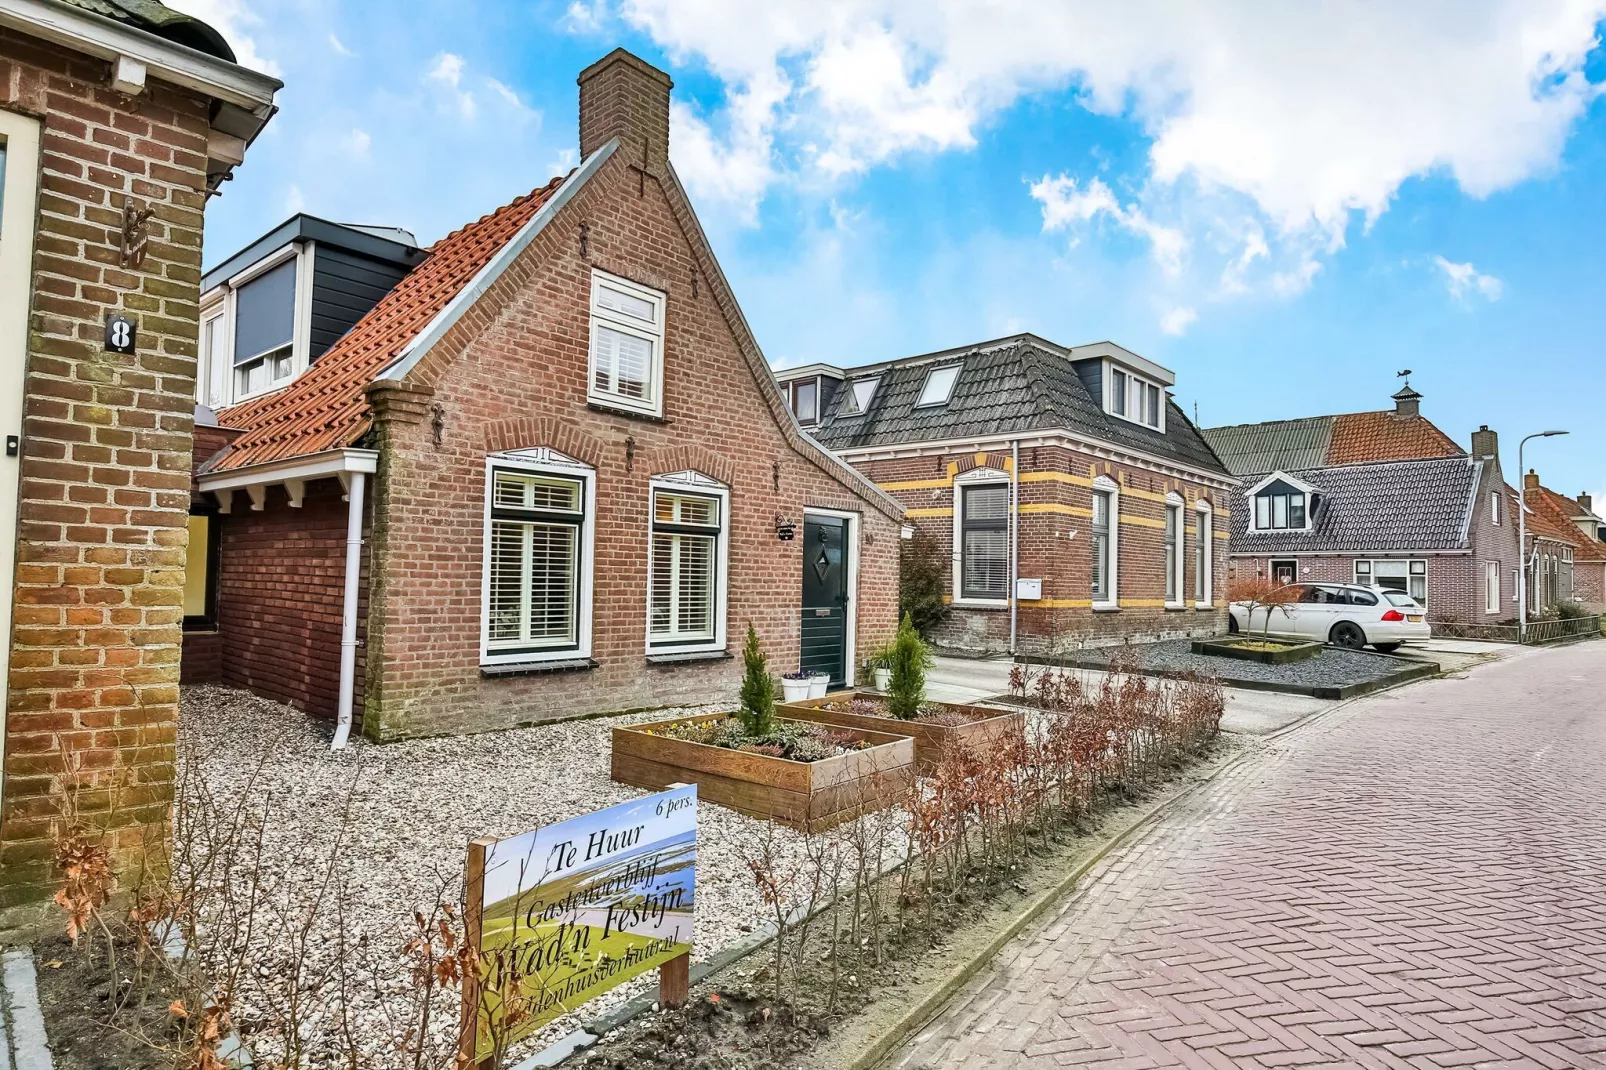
[588,269,665,416]
[958,483,1009,602]
[648,475,728,652]
[481,453,594,665]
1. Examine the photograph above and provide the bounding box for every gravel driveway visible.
[1064,638,1410,687]
[178,686,873,1069]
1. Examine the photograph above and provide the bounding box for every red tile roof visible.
[208,174,569,473]
[1325,410,1465,466]
[1528,484,1606,561]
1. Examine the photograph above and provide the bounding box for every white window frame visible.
[587,268,666,417]
[843,376,879,414]
[1485,561,1500,615]
[1353,559,1427,605]
[1194,498,1214,607]
[951,467,1011,608]
[645,471,730,655]
[915,364,962,408]
[1164,493,1185,608]
[1092,475,1120,610]
[1103,360,1166,432]
[224,240,315,405]
[1245,471,1316,533]
[1490,491,1502,526]
[197,295,228,408]
[804,506,862,687]
[479,448,597,667]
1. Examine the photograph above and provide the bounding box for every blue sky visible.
[182,1,1606,504]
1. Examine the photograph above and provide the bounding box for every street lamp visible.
[1518,430,1569,642]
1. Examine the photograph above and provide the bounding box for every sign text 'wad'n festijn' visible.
[460,785,697,1063]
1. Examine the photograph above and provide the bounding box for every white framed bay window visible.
[588,269,666,417]
[480,448,596,666]
[647,472,729,654]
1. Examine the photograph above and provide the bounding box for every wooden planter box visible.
[1191,637,1324,664]
[779,692,1024,774]
[611,713,914,832]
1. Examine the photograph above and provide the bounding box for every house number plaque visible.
[105,313,136,354]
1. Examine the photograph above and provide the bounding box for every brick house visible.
[0,0,278,907]
[1516,473,1606,612]
[781,336,1239,655]
[1205,387,1523,625]
[181,49,904,744]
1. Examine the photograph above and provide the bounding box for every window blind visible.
[650,491,720,644]
[234,258,296,364]
[487,471,582,651]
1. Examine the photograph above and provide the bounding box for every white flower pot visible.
[873,667,891,691]
[807,672,830,699]
[781,677,812,702]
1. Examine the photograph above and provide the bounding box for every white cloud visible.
[1434,255,1504,302]
[1030,174,1186,276]
[346,128,372,159]
[426,52,476,120]
[488,79,524,109]
[163,0,279,75]
[563,0,608,33]
[1159,306,1197,336]
[328,33,354,57]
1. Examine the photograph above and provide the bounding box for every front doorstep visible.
[1191,638,1324,665]
[611,713,914,831]
[780,692,1024,774]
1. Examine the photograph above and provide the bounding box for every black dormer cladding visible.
[310,247,415,361]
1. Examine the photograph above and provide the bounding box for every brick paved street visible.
[893,643,1606,1069]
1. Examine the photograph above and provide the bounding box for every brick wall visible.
[855,444,1231,656]
[1,31,214,906]
[349,64,900,740]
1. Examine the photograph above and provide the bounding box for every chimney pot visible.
[1524,469,1540,492]
[578,48,672,172]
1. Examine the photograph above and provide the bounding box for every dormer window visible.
[1106,365,1164,430]
[1247,472,1317,532]
[789,379,818,425]
[916,364,961,408]
[233,257,298,401]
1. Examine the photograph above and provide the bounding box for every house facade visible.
[784,337,1238,655]
[181,49,904,743]
[0,0,278,907]
[1517,472,1606,613]
[1206,390,1522,625]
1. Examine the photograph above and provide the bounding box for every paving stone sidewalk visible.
[893,642,1606,1069]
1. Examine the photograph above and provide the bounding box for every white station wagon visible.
[1229,582,1431,654]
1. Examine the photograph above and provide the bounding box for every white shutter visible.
[650,491,720,643]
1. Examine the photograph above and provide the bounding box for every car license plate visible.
[1407,615,1423,623]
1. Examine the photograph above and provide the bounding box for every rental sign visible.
[460,785,697,1063]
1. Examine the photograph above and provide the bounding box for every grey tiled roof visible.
[1202,416,1335,476]
[809,336,1228,476]
[59,0,236,60]
[1229,456,1482,554]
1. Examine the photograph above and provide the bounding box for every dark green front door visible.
[801,516,849,687]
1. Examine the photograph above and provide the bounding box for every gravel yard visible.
[1066,638,1412,688]
[177,686,900,1069]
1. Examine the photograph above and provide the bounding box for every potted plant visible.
[806,671,830,699]
[613,625,914,830]
[862,642,894,691]
[781,670,813,703]
[781,614,1024,773]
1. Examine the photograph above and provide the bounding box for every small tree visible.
[885,613,933,719]
[737,623,776,736]
[1225,576,1300,641]
[899,528,949,637]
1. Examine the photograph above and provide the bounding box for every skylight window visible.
[915,365,961,408]
[842,376,879,415]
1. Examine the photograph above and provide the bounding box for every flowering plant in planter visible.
[780,669,814,703]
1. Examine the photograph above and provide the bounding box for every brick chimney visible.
[1391,380,1423,418]
[578,48,672,172]
[1470,424,1498,460]
[1580,492,1594,514]
[1525,469,1541,492]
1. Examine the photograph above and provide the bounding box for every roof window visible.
[915,364,961,408]
[841,376,880,415]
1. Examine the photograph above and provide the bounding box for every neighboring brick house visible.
[0,0,277,907]
[1516,473,1606,612]
[782,336,1239,655]
[1205,388,1521,625]
[183,49,904,744]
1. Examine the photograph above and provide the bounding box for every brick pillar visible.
[1,34,214,910]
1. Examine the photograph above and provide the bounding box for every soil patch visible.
[32,934,176,1070]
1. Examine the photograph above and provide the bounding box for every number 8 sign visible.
[105,313,136,354]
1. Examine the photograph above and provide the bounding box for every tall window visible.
[183,510,218,631]
[1091,487,1115,604]
[484,465,588,660]
[1485,561,1500,614]
[1109,369,1128,416]
[1490,492,1502,526]
[588,270,665,416]
[649,484,726,649]
[197,307,225,406]
[1194,502,1213,605]
[959,483,1009,601]
[1165,501,1183,605]
[789,379,818,424]
[233,258,297,400]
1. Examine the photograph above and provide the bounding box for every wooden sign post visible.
[460,836,495,1069]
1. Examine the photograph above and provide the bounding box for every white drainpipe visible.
[331,470,366,750]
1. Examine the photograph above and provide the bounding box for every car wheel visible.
[1330,622,1366,650]
[1373,642,1401,654]
[1228,614,1240,635]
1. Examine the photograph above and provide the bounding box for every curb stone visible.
[1,947,53,1070]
